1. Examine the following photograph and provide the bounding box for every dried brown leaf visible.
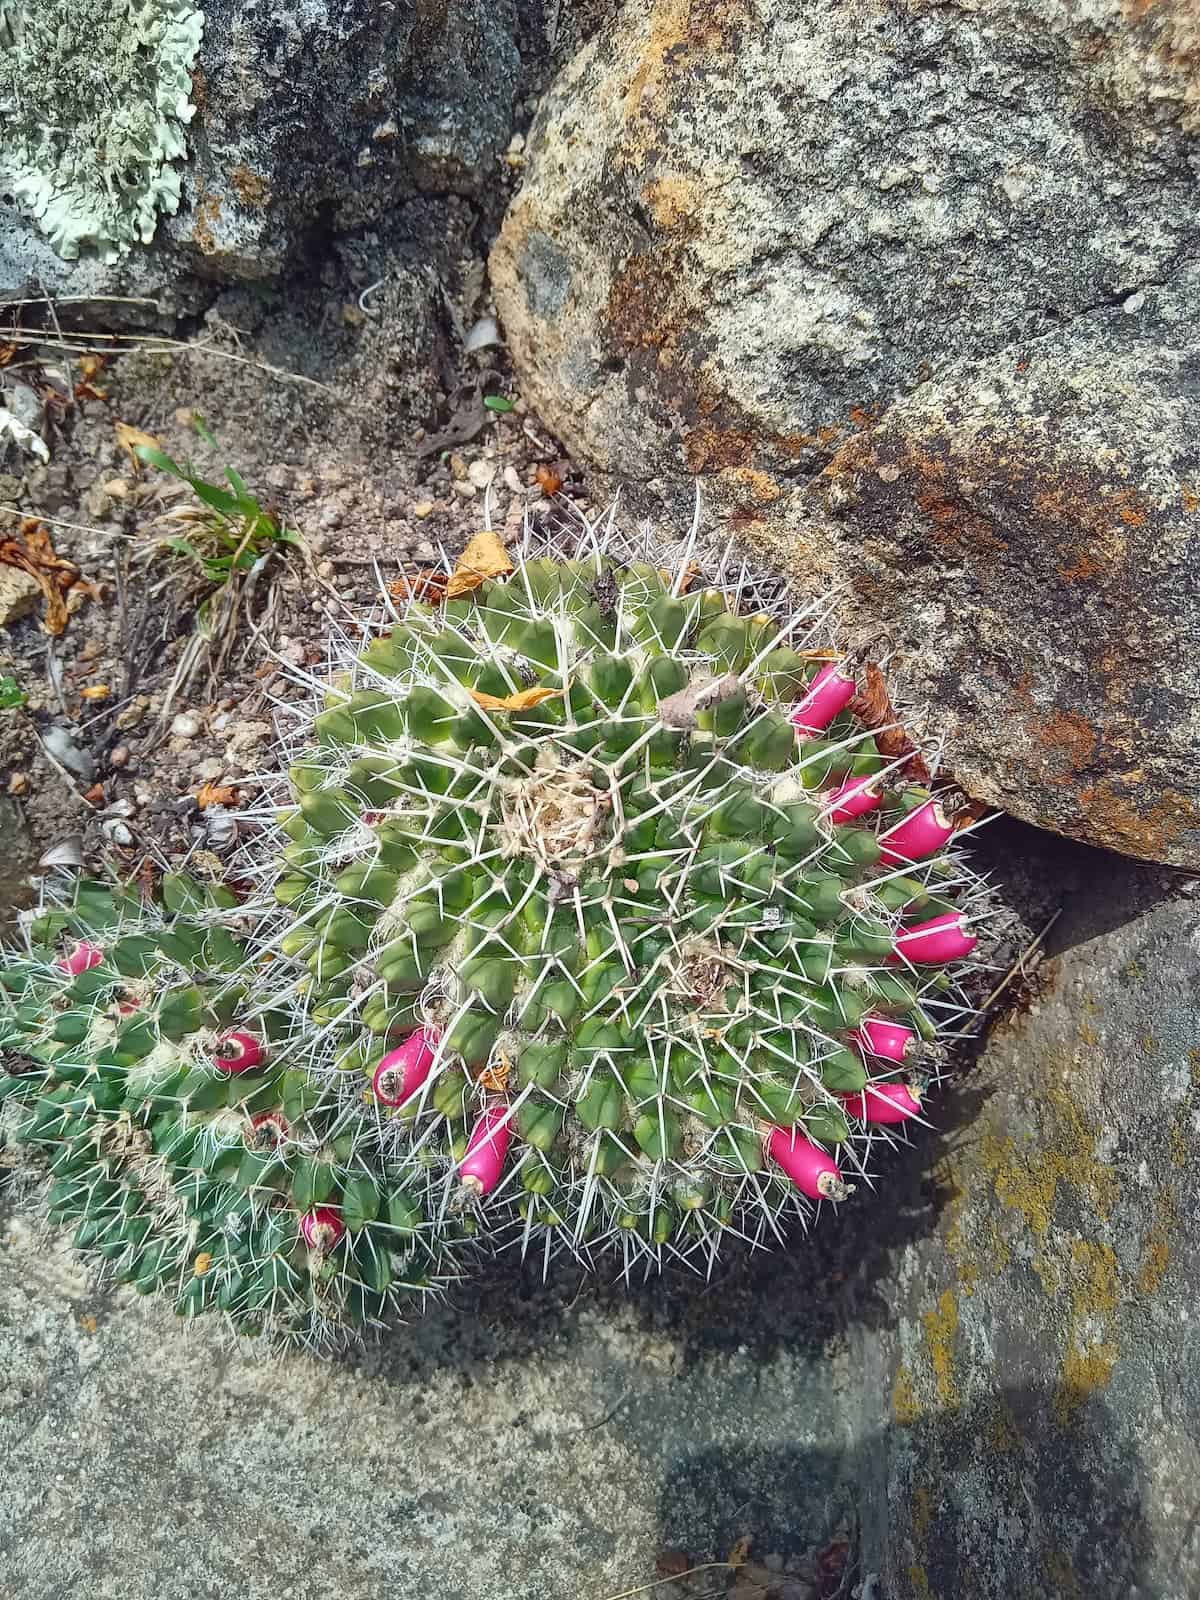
[727,1535,752,1568]
[74,354,109,402]
[534,463,562,496]
[82,783,105,806]
[114,419,161,473]
[444,529,513,599]
[848,660,932,783]
[0,520,103,636]
[388,568,449,604]
[0,344,16,368]
[654,1551,693,1579]
[478,1052,512,1093]
[196,782,239,810]
[468,685,562,712]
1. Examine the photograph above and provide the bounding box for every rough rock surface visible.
[491,0,1200,867]
[859,859,1200,1597]
[0,0,537,304]
[0,1205,861,1599]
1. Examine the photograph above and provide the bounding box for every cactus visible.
[1,511,991,1342]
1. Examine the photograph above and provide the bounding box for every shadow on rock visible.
[659,1385,1155,1599]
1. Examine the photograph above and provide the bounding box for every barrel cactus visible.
[0,512,990,1343]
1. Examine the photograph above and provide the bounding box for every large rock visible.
[0,0,535,305]
[858,858,1200,1597]
[491,0,1200,867]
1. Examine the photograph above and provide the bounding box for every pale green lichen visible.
[0,0,203,262]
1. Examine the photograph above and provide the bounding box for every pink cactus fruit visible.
[767,1127,850,1201]
[300,1207,345,1252]
[458,1106,514,1197]
[878,797,956,866]
[790,662,857,736]
[372,1027,441,1106]
[58,941,104,977]
[842,1082,923,1125]
[855,1017,915,1064]
[214,1030,266,1074]
[890,912,977,965]
[825,775,882,823]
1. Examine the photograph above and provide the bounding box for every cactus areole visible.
[0,515,992,1347]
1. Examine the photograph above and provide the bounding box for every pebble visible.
[467,459,496,489]
[412,501,435,519]
[109,746,130,769]
[170,712,202,739]
[448,453,469,482]
[453,480,478,499]
[503,465,524,494]
[317,559,335,578]
[193,757,225,782]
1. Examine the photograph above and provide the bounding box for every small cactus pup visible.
[246,511,992,1275]
[0,872,454,1351]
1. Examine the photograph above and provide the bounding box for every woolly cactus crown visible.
[1,509,992,1349]
[0,0,203,260]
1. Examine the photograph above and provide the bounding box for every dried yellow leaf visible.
[79,683,110,701]
[444,529,513,598]
[114,420,161,473]
[727,1536,752,1568]
[193,1253,213,1278]
[469,685,563,712]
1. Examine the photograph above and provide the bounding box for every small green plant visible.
[139,417,301,583]
[0,675,26,709]
[137,417,302,709]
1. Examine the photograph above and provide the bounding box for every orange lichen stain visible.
[193,191,223,255]
[1182,485,1200,512]
[683,423,757,472]
[230,164,271,208]
[718,466,783,505]
[622,0,750,122]
[1035,709,1098,772]
[640,174,702,230]
[1075,780,1200,863]
[892,1363,922,1424]
[1054,1239,1120,1425]
[922,1289,960,1409]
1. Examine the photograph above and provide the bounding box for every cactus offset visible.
[1,509,993,1339]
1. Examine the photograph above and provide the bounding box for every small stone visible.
[503,465,524,494]
[193,757,225,782]
[109,746,130,769]
[6,771,29,796]
[0,473,22,500]
[448,453,469,481]
[467,458,496,489]
[412,500,435,519]
[453,480,478,498]
[170,712,202,739]
[507,132,526,155]
[317,559,335,579]
[877,463,901,483]
[0,563,41,626]
[115,702,146,731]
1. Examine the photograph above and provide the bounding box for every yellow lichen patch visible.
[922,1289,960,1409]
[912,1485,933,1541]
[892,1362,922,1424]
[1054,1239,1121,1425]
[986,1397,1022,1453]
[1137,1232,1171,1296]
[908,1563,932,1600]
[1043,1551,1082,1599]
[977,1083,1119,1237]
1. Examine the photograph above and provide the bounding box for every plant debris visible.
[847,661,931,783]
[468,685,562,712]
[0,519,104,635]
[444,528,513,598]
